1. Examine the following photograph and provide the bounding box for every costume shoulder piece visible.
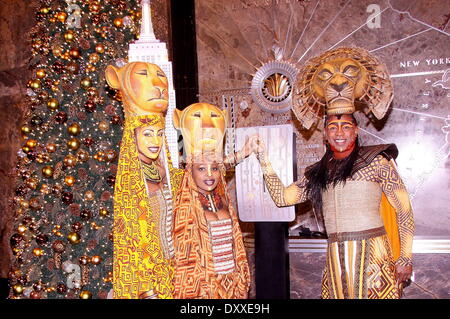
[352,144,398,174]
[304,143,398,178]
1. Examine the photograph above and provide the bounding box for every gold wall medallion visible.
[251,60,298,114]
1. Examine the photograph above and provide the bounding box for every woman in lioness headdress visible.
[172,103,251,299]
[105,62,183,299]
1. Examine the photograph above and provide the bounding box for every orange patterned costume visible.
[173,165,250,299]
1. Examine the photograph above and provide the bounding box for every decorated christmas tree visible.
[8,0,142,299]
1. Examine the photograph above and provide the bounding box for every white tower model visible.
[128,0,179,168]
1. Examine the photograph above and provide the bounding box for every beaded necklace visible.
[198,190,223,213]
[141,160,162,183]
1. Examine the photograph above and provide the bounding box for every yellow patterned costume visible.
[113,114,183,299]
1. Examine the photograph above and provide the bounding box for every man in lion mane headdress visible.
[255,47,414,299]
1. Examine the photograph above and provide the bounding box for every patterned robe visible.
[172,167,250,299]
[113,114,183,299]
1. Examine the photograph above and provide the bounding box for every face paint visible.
[135,122,165,161]
[192,161,221,194]
[325,114,358,159]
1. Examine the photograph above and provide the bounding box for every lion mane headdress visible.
[292,46,393,129]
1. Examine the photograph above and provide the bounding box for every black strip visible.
[169,0,199,109]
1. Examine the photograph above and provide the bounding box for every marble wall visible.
[289,252,450,299]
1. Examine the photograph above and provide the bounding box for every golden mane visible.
[292,47,393,129]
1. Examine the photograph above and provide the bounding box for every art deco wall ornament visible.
[251,60,299,114]
[292,46,394,129]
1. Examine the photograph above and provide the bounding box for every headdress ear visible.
[173,108,183,129]
[105,65,121,89]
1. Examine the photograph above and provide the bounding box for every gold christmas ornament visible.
[67,123,82,135]
[69,48,81,59]
[29,79,41,90]
[67,138,81,151]
[67,232,81,244]
[21,125,32,135]
[88,53,100,64]
[26,139,38,148]
[64,175,76,187]
[63,154,78,167]
[36,69,46,79]
[12,284,24,296]
[25,178,38,190]
[57,11,67,23]
[99,207,109,217]
[79,290,92,299]
[47,98,59,111]
[46,143,57,153]
[64,30,75,42]
[91,255,102,265]
[21,145,31,154]
[42,166,54,178]
[80,77,92,89]
[95,43,105,54]
[113,18,123,28]
[33,248,44,257]
[17,224,27,233]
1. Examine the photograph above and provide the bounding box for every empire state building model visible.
[128,0,179,168]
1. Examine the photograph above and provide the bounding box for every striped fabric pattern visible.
[209,219,235,274]
[322,235,400,299]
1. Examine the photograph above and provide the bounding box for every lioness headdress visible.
[292,47,393,129]
[173,103,228,163]
[105,61,169,117]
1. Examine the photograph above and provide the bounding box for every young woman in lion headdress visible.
[172,103,251,299]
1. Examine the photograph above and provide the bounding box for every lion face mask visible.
[173,103,228,161]
[312,57,368,115]
[105,62,169,116]
[293,47,393,129]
